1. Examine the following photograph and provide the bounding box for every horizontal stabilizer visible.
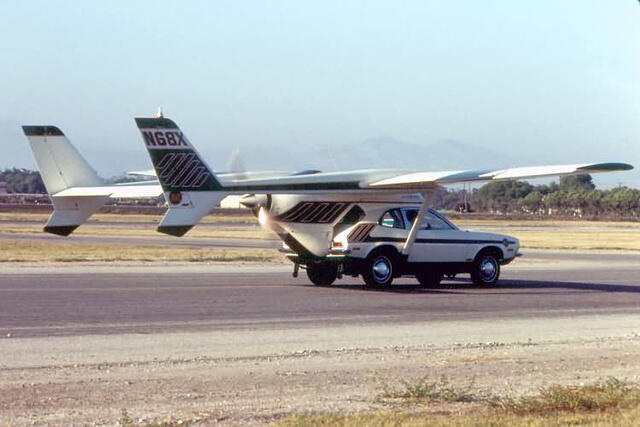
[44,195,110,236]
[156,192,226,236]
[53,184,163,198]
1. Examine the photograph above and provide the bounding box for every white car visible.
[285,205,519,287]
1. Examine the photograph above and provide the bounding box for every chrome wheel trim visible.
[479,257,497,282]
[372,256,391,283]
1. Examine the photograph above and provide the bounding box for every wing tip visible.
[579,162,634,172]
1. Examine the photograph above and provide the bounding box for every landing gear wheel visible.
[362,252,396,287]
[470,253,500,286]
[306,262,339,286]
[416,271,444,287]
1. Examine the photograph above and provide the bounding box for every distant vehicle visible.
[281,204,518,287]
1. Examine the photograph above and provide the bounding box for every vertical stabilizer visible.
[135,117,226,236]
[23,126,103,194]
[22,125,107,236]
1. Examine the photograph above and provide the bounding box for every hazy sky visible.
[1,1,639,186]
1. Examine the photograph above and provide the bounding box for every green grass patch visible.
[379,376,482,404]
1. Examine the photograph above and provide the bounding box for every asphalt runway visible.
[2,251,640,338]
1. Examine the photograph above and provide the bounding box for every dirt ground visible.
[2,314,640,425]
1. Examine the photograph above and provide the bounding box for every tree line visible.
[0,168,46,194]
[434,174,640,219]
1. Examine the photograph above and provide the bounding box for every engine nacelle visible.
[240,194,309,216]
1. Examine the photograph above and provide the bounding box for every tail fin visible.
[22,125,108,236]
[135,117,226,236]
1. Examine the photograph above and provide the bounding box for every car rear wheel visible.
[362,250,396,287]
[416,270,444,287]
[306,262,339,286]
[470,252,500,285]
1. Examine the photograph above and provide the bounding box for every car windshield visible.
[404,208,455,230]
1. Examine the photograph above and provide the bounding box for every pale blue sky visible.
[1,1,639,186]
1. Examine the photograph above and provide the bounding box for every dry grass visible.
[0,225,274,240]
[455,218,640,229]
[275,408,640,427]
[493,377,640,414]
[0,211,256,224]
[510,230,640,251]
[0,241,284,263]
[4,212,640,250]
[456,219,640,251]
[275,379,640,427]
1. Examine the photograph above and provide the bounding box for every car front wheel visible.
[470,253,500,285]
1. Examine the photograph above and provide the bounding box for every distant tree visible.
[0,168,46,194]
[559,174,595,192]
[518,191,543,214]
[534,181,559,195]
[432,187,469,211]
[472,181,533,213]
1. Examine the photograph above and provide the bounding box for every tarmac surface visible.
[3,251,640,424]
[2,251,640,338]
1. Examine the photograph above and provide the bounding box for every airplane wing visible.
[367,163,634,190]
[134,115,635,237]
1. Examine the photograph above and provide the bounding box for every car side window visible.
[379,209,405,229]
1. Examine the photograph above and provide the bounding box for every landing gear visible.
[306,262,339,286]
[470,252,500,285]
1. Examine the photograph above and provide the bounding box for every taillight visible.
[332,241,343,249]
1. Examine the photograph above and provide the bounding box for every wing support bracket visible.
[402,191,432,256]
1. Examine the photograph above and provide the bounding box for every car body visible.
[283,204,519,287]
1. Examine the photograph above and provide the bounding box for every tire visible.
[362,250,396,287]
[470,252,500,286]
[416,270,444,287]
[306,262,339,286]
